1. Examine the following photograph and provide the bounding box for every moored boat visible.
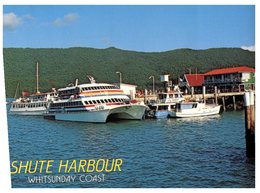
[9,62,57,115]
[147,90,184,118]
[9,91,57,115]
[45,76,147,123]
[168,101,221,118]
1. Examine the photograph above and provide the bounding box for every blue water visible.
[7,107,255,188]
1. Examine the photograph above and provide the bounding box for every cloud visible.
[53,13,79,27]
[3,12,34,31]
[241,45,255,52]
[3,12,22,30]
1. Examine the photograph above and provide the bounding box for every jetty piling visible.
[222,97,226,111]
[214,86,218,105]
[233,96,236,110]
[243,91,255,158]
[202,86,206,103]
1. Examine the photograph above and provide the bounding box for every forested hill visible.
[3,47,255,97]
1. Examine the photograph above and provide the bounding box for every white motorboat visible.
[168,102,221,118]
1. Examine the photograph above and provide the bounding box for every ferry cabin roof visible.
[58,83,119,92]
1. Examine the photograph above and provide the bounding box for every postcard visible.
[2,4,255,188]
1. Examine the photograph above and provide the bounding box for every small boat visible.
[168,101,221,118]
[147,90,184,118]
[44,76,147,123]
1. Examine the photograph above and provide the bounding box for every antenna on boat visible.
[87,75,96,84]
[75,79,78,86]
[36,62,40,94]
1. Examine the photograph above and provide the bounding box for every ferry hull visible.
[107,105,146,120]
[46,104,147,123]
[169,105,221,118]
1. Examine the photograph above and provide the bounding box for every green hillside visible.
[3,47,255,97]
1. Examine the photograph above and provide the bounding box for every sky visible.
[3,5,255,52]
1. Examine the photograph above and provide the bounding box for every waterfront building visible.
[204,66,255,92]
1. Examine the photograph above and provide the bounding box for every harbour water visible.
[7,107,255,188]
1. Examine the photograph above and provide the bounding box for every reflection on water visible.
[7,110,255,188]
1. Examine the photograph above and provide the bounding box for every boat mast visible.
[36,62,40,94]
[14,81,20,99]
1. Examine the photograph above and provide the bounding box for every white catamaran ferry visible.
[45,77,147,123]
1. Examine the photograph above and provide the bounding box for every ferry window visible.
[175,94,179,98]
[114,98,118,102]
[85,101,89,105]
[88,101,93,104]
[86,87,89,90]
[169,94,173,98]
[93,100,97,104]
[100,100,104,103]
[104,99,108,103]
[96,100,101,104]
[111,99,115,102]
[108,99,112,102]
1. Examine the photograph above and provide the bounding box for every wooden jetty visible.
[138,90,246,111]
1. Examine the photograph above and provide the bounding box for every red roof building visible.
[180,66,255,93]
[205,66,255,75]
[184,74,205,87]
